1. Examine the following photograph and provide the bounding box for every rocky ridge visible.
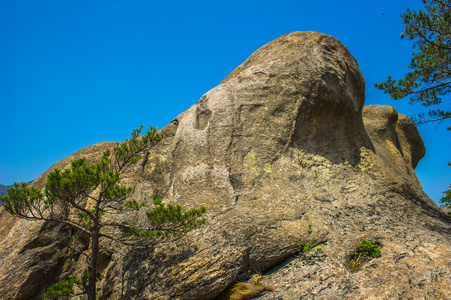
[0,31,450,299]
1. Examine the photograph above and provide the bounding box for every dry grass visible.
[228,274,273,300]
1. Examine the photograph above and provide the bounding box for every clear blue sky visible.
[1,0,450,204]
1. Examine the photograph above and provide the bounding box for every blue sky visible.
[1,0,450,204]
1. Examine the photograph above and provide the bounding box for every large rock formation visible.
[1,32,450,299]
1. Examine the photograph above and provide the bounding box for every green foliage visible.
[352,239,381,258]
[441,189,451,205]
[297,240,318,253]
[0,182,44,219]
[297,225,322,255]
[0,125,207,300]
[146,196,207,229]
[42,274,83,300]
[439,162,451,210]
[119,199,146,211]
[119,196,207,238]
[42,271,101,300]
[253,269,265,278]
[348,239,381,272]
[440,183,451,209]
[375,0,451,128]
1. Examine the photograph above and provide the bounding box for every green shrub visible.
[352,239,381,258]
[348,239,381,272]
[297,225,322,255]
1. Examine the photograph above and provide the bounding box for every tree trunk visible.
[87,227,100,300]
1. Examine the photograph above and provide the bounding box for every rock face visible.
[1,31,450,299]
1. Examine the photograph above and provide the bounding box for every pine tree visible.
[1,125,207,300]
[375,0,450,128]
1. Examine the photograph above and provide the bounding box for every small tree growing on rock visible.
[1,125,207,300]
[375,0,450,127]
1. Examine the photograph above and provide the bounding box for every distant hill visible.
[0,181,33,197]
[0,184,10,197]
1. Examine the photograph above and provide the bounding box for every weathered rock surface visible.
[1,31,450,299]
